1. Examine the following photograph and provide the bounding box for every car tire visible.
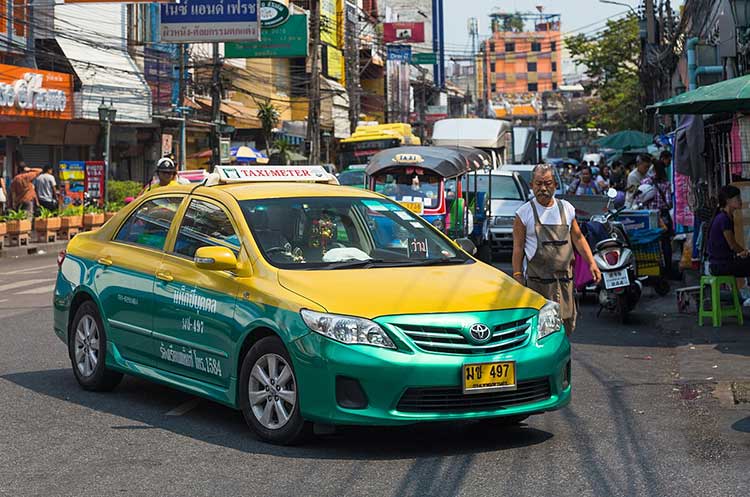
[239,336,311,445]
[68,300,123,391]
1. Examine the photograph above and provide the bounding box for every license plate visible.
[603,269,630,289]
[399,201,424,215]
[462,361,516,394]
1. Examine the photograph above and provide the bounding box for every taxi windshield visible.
[371,170,442,210]
[239,197,471,269]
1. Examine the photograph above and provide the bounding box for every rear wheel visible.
[239,336,311,445]
[617,294,629,324]
[68,301,123,391]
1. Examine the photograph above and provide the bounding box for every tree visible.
[272,138,293,165]
[566,15,643,132]
[256,101,280,154]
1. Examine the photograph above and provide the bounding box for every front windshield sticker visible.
[396,211,413,220]
[362,200,388,211]
[408,237,429,258]
[410,221,425,228]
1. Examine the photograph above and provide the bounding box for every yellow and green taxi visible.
[54,165,570,445]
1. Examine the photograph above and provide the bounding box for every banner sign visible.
[85,161,106,207]
[320,0,342,48]
[386,45,411,63]
[160,0,260,43]
[259,0,290,28]
[59,161,85,207]
[412,52,437,65]
[0,64,73,120]
[144,48,174,112]
[384,22,425,43]
[225,14,307,58]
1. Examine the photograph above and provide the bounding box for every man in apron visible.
[512,164,601,335]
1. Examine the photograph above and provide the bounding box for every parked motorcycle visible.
[581,188,642,323]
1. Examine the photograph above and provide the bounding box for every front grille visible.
[394,318,531,354]
[397,378,551,413]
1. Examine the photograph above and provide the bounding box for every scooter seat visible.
[595,238,622,251]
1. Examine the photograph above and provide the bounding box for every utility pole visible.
[210,42,222,170]
[178,43,187,170]
[468,17,478,114]
[418,68,427,144]
[344,2,360,134]
[383,59,389,123]
[307,0,321,164]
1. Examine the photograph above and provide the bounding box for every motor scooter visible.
[582,189,642,322]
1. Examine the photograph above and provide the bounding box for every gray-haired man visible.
[512,164,601,335]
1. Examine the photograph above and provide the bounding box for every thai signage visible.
[160,0,260,43]
[259,0,290,28]
[0,64,73,120]
[225,14,308,58]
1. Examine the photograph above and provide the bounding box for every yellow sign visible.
[399,201,424,215]
[463,361,516,393]
[320,0,342,48]
[393,153,424,164]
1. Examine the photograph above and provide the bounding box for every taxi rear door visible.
[151,197,242,388]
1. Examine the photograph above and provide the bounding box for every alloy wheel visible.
[248,353,297,430]
[74,315,100,377]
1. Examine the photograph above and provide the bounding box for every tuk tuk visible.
[366,146,482,238]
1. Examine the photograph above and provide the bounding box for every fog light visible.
[336,376,368,409]
[562,360,571,390]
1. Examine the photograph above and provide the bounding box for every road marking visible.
[0,278,55,292]
[0,264,58,276]
[165,398,201,416]
[15,284,56,295]
[0,299,7,303]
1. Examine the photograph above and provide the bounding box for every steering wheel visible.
[329,242,347,249]
[265,246,288,256]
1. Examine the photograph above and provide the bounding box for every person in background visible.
[0,175,7,214]
[707,185,750,277]
[10,162,42,216]
[658,150,672,172]
[626,155,652,207]
[567,165,601,195]
[609,161,625,191]
[641,160,674,276]
[596,165,611,191]
[144,157,178,193]
[34,165,58,212]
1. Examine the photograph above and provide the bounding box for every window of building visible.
[491,83,497,92]
[174,200,241,258]
[527,62,537,72]
[551,41,557,52]
[531,42,542,52]
[552,61,557,72]
[505,42,515,52]
[115,197,183,251]
[528,82,538,92]
[552,82,558,90]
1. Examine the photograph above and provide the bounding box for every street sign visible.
[384,22,425,43]
[160,0,260,43]
[225,14,308,58]
[412,52,437,65]
[259,0,290,28]
[386,45,411,63]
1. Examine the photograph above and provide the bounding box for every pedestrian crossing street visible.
[0,258,59,307]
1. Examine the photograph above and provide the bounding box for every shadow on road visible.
[2,368,554,460]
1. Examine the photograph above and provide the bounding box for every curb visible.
[0,240,69,259]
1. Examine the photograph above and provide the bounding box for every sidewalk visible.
[0,239,69,259]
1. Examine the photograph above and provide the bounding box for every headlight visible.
[300,309,396,349]
[537,301,562,339]
[493,216,515,227]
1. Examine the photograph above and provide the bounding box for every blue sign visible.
[387,45,412,63]
[160,0,260,43]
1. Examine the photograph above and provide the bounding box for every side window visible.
[174,199,240,258]
[114,197,182,250]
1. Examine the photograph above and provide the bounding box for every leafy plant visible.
[272,138,293,165]
[84,204,104,215]
[105,201,124,213]
[60,205,83,217]
[37,206,59,219]
[107,180,143,204]
[4,209,29,221]
[256,100,280,155]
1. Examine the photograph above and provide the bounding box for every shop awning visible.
[592,130,654,151]
[55,4,152,123]
[649,74,750,114]
[194,97,261,128]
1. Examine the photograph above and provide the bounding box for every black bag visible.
[656,184,675,236]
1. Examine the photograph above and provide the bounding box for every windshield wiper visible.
[391,257,471,267]
[319,258,385,270]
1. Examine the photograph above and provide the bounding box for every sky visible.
[443,0,683,75]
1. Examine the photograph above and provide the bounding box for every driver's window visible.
[173,199,240,258]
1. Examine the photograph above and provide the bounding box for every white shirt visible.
[516,197,576,262]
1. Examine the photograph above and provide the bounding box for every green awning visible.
[592,130,654,151]
[649,74,750,114]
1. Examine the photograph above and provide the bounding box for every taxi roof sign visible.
[206,165,339,186]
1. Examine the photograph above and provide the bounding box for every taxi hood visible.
[277,262,546,319]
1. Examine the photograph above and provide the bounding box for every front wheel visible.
[68,301,123,391]
[239,336,311,445]
[655,278,670,296]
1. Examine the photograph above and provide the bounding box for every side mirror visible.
[194,246,238,271]
[607,187,618,199]
[455,237,477,255]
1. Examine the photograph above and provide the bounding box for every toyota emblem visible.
[469,323,491,342]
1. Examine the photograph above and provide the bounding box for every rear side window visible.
[174,199,240,258]
[115,197,182,250]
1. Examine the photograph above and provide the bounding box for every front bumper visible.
[489,228,514,252]
[290,314,571,426]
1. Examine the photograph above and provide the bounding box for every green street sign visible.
[260,0,290,29]
[412,53,437,65]
[225,14,308,58]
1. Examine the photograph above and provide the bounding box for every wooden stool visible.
[34,231,58,243]
[698,276,744,327]
[7,233,30,247]
[58,227,80,240]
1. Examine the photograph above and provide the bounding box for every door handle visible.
[156,271,174,282]
[97,257,113,266]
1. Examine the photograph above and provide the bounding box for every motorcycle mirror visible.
[606,188,618,199]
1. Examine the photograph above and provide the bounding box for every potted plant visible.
[104,201,123,221]
[0,215,6,238]
[60,205,83,229]
[5,209,31,236]
[83,205,105,229]
[35,206,62,233]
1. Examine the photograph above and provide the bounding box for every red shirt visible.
[10,170,42,208]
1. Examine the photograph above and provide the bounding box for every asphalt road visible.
[0,254,748,497]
